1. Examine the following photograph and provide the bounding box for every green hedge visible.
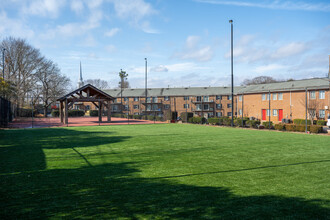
[68,110,85,117]
[262,121,273,129]
[310,125,323,133]
[208,117,219,125]
[293,119,311,125]
[274,123,285,131]
[188,117,207,124]
[285,124,296,132]
[316,120,327,126]
[51,110,59,117]
[246,120,260,128]
[180,112,194,122]
[89,110,98,117]
[133,115,142,119]
[220,116,232,126]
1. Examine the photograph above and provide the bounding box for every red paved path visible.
[8,117,165,129]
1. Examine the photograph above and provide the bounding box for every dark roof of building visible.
[103,77,330,97]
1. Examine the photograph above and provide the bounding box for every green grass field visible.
[0,124,329,219]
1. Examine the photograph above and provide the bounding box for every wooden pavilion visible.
[57,84,114,125]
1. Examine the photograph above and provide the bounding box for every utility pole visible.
[145,58,148,120]
[229,20,234,127]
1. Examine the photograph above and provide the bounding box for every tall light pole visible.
[145,58,148,120]
[229,19,234,127]
[2,48,5,79]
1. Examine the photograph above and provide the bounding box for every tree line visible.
[0,37,70,116]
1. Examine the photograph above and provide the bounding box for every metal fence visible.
[0,96,14,127]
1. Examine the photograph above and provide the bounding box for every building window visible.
[114,98,117,103]
[216,104,221,109]
[113,105,118,111]
[228,95,232,100]
[203,104,209,110]
[152,97,158,103]
[133,105,139,109]
[208,113,214,118]
[184,96,189,100]
[227,112,232,117]
[203,96,209,102]
[319,109,325,118]
[164,96,169,101]
[134,113,139,115]
[216,95,222,100]
[238,109,242,115]
[184,104,189,109]
[146,97,151,103]
[86,105,90,110]
[273,109,278,116]
[164,104,170,110]
[319,91,325,99]
[262,94,266,101]
[152,104,158,110]
[238,95,242,101]
[124,97,129,102]
[309,91,316,99]
[267,93,270,100]
[124,105,129,110]
[147,104,151,111]
[196,104,202,110]
[197,96,202,102]
[134,97,139,101]
[227,103,232,108]
[273,93,277,100]
[216,112,222,117]
[266,109,270,116]
[278,93,283,100]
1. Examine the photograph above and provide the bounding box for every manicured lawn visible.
[0,124,329,219]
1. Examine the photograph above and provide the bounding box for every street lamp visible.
[2,48,5,79]
[145,58,148,120]
[229,19,234,127]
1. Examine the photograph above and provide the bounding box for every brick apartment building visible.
[103,77,330,123]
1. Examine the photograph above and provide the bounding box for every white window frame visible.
[319,91,325,99]
[262,94,266,101]
[203,96,209,102]
[184,96,189,101]
[133,105,139,109]
[238,95,242,102]
[266,109,270,116]
[310,91,316,99]
[273,109,278,116]
[134,97,139,101]
[164,96,169,101]
[278,93,283,100]
[319,109,325,118]
[273,93,277,100]
[184,104,189,109]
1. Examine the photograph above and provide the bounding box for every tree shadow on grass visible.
[1,162,329,219]
[0,128,130,173]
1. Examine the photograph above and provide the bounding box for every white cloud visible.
[150,65,169,72]
[22,0,66,18]
[105,44,116,52]
[255,64,286,73]
[271,42,309,59]
[0,12,35,40]
[105,28,120,37]
[71,0,84,15]
[174,35,215,62]
[195,0,330,12]
[110,0,158,33]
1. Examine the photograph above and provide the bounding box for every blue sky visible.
[1,0,329,88]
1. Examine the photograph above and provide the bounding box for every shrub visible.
[133,115,142,119]
[68,110,85,117]
[274,123,285,131]
[293,119,311,125]
[147,115,155,121]
[246,120,260,128]
[208,117,219,125]
[180,112,194,122]
[295,125,307,132]
[189,117,201,124]
[310,125,323,133]
[89,110,98,117]
[234,118,246,127]
[51,110,59,117]
[285,124,296,132]
[316,120,326,126]
[220,116,231,126]
[262,121,273,129]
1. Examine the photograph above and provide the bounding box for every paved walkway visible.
[7,117,165,129]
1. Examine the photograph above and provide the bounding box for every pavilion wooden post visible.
[98,101,102,123]
[60,101,64,123]
[65,98,68,125]
[107,101,111,122]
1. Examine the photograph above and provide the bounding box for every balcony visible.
[192,100,215,104]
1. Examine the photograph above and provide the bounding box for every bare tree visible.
[85,79,109,90]
[118,69,130,89]
[1,37,44,110]
[241,76,278,86]
[35,59,70,116]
